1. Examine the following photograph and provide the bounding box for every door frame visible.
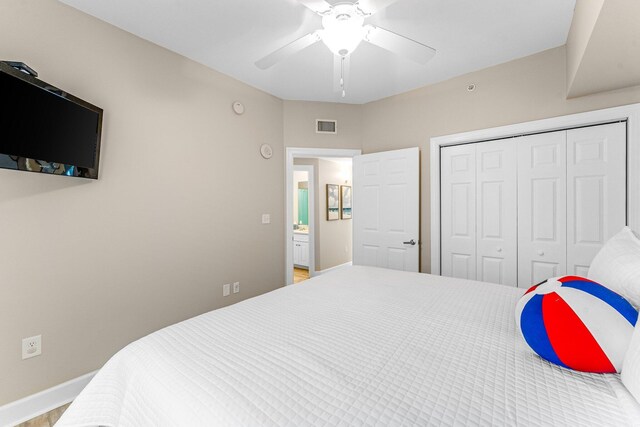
[293,164,315,275]
[285,147,362,285]
[430,103,640,275]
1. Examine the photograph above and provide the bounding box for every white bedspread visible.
[57,266,640,426]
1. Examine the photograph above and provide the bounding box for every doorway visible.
[293,165,313,283]
[285,148,361,285]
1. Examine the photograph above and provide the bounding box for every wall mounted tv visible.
[0,61,103,179]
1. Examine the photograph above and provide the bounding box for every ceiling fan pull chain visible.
[341,56,346,98]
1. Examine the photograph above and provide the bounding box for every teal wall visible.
[298,189,308,225]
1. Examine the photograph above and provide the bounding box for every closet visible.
[440,122,626,288]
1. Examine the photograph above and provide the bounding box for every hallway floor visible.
[294,267,310,284]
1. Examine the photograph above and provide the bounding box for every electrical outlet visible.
[261,214,270,224]
[233,282,240,294]
[223,283,230,297]
[22,335,42,360]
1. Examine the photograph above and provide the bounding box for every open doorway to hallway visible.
[286,148,361,285]
[293,157,352,284]
[293,165,312,283]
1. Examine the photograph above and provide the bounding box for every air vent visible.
[316,119,337,134]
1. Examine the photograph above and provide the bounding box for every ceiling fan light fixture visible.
[320,4,366,57]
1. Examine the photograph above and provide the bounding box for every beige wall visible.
[284,101,362,150]
[566,0,604,93]
[567,0,640,98]
[316,159,353,271]
[362,46,640,273]
[0,0,285,405]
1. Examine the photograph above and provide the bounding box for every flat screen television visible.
[0,61,103,179]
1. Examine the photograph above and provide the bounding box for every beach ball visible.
[515,276,638,373]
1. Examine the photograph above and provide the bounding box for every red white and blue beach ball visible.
[515,276,638,373]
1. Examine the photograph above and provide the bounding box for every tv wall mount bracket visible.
[1,61,38,77]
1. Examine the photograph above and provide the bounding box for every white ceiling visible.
[59,0,576,104]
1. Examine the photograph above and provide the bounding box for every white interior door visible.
[476,139,518,286]
[353,147,420,272]
[440,144,476,280]
[517,131,567,287]
[566,122,627,276]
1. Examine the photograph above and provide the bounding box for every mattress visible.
[57,266,640,426]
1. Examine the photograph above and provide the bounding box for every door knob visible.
[496,247,502,252]
[403,239,417,246]
[537,250,544,256]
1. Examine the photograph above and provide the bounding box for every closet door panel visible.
[517,131,567,287]
[476,139,517,286]
[441,144,476,280]
[567,122,626,275]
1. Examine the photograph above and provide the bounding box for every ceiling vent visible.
[316,119,337,134]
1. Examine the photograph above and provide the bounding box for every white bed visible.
[57,266,640,426]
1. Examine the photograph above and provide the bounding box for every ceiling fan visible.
[255,0,436,97]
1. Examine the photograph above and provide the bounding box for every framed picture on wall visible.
[341,185,352,219]
[327,184,340,220]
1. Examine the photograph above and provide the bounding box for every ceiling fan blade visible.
[364,25,436,64]
[356,0,402,15]
[255,31,322,70]
[333,54,351,95]
[298,0,333,15]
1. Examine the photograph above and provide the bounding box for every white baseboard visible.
[0,370,96,427]
[314,261,352,276]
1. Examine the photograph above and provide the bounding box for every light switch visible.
[262,214,271,224]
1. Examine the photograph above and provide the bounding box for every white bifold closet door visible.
[517,131,568,286]
[517,123,626,285]
[441,140,517,285]
[441,121,626,288]
[476,140,517,285]
[566,123,626,277]
[441,144,477,280]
